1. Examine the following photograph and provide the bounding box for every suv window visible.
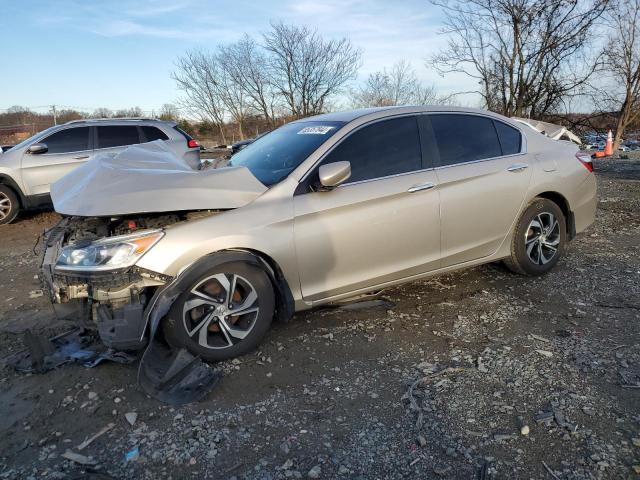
[141,126,169,142]
[430,114,502,166]
[322,116,422,183]
[494,121,522,155]
[97,126,140,149]
[43,127,90,154]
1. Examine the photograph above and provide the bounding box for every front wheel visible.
[504,198,566,276]
[162,262,275,362]
[0,185,19,225]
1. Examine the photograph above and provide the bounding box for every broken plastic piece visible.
[5,329,137,373]
[137,341,222,406]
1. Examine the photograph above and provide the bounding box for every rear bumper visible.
[573,173,597,234]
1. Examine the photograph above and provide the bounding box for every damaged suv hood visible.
[51,141,268,216]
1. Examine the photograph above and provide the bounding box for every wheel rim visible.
[525,212,560,265]
[0,192,11,221]
[182,273,259,350]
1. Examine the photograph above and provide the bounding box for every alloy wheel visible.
[0,192,11,221]
[182,273,260,349]
[525,212,560,265]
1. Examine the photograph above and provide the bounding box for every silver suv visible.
[0,118,200,224]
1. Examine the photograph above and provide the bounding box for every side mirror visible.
[27,143,48,154]
[318,161,351,189]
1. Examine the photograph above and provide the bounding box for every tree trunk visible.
[218,123,227,145]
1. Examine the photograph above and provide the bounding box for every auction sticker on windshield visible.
[297,126,336,135]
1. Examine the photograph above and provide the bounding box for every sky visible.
[0,0,477,115]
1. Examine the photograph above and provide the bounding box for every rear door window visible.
[430,114,502,166]
[141,126,169,142]
[43,127,90,154]
[97,126,140,149]
[494,121,522,155]
[321,116,422,183]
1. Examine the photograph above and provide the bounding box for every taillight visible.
[575,151,593,173]
[187,139,199,149]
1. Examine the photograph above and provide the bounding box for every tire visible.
[0,185,19,225]
[504,198,566,276]
[162,261,275,362]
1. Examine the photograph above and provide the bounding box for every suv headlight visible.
[55,230,164,272]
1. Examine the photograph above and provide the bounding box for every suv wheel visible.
[162,262,275,362]
[504,198,566,276]
[0,185,19,225]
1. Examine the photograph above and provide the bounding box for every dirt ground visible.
[0,156,638,480]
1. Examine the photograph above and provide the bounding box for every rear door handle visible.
[72,155,89,160]
[507,163,528,172]
[407,182,436,193]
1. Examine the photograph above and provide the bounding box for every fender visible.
[141,250,295,342]
[0,174,26,207]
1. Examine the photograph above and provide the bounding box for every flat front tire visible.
[162,261,275,362]
[504,198,566,276]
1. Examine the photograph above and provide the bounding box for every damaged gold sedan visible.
[40,107,597,399]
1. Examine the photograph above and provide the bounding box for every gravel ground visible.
[0,155,638,480]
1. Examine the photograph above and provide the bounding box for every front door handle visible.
[72,155,90,160]
[407,182,436,193]
[507,163,529,172]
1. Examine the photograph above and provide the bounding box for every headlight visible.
[55,230,164,272]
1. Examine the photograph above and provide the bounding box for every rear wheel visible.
[504,198,566,276]
[162,262,275,362]
[0,185,19,225]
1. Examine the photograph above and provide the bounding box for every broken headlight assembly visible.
[55,230,164,272]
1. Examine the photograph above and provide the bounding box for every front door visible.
[293,115,441,302]
[21,126,93,196]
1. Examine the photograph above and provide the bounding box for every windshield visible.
[228,120,344,186]
[10,125,58,151]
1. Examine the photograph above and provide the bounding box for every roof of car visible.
[63,118,176,126]
[297,105,511,124]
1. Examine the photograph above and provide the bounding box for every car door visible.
[95,125,142,156]
[427,113,532,267]
[293,115,441,302]
[21,126,92,196]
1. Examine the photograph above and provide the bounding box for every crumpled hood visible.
[51,141,267,216]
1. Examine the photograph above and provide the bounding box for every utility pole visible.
[51,105,57,125]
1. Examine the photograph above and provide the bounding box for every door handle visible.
[507,163,528,172]
[72,155,89,160]
[407,182,436,193]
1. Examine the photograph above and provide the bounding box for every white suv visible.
[0,118,200,224]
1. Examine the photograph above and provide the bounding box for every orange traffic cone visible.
[604,130,613,156]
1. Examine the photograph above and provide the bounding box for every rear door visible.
[21,126,92,196]
[427,113,532,266]
[293,115,441,302]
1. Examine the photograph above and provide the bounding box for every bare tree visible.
[92,108,114,119]
[114,106,143,118]
[603,0,640,150]
[263,21,362,117]
[351,60,448,107]
[219,35,277,126]
[158,103,180,121]
[430,0,609,117]
[172,50,228,143]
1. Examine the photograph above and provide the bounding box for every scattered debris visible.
[124,447,140,463]
[535,349,553,358]
[61,450,97,466]
[76,423,115,451]
[124,412,138,426]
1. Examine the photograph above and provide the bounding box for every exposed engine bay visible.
[41,211,216,350]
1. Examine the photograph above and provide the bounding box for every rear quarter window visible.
[494,121,522,155]
[141,126,169,142]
